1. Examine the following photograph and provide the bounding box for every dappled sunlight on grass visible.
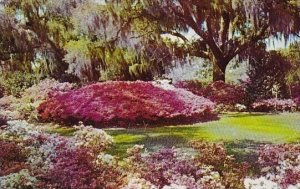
[106,113,300,157]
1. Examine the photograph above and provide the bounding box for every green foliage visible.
[140,0,300,81]
[64,1,171,82]
[245,45,292,103]
[0,0,299,83]
[0,72,36,97]
[281,42,300,85]
[0,0,82,77]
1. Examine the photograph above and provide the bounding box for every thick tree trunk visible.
[212,60,227,82]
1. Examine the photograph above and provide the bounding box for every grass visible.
[105,112,300,157]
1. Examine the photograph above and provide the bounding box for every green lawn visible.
[105,113,300,157]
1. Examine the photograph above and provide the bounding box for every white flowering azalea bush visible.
[122,142,249,189]
[0,79,75,121]
[0,120,124,189]
[252,99,297,112]
[1,120,300,189]
[0,169,38,189]
[73,122,114,153]
[244,177,280,189]
[244,144,300,189]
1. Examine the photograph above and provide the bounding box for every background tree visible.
[140,0,300,81]
[281,42,300,84]
[65,0,172,82]
[245,43,292,103]
[0,0,83,78]
[281,41,300,98]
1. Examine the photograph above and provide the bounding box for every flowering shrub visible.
[40,148,124,189]
[294,97,300,109]
[175,81,247,112]
[245,144,300,189]
[0,115,7,126]
[292,84,300,109]
[124,145,225,189]
[173,80,204,96]
[0,79,74,121]
[1,120,300,189]
[0,141,27,176]
[0,71,36,97]
[73,122,114,153]
[123,141,251,189]
[0,169,38,189]
[244,177,280,189]
[38,81,216,127]
[0,84,4,98]
[251,99,297,112]
[190,141,250,189]
[0,120,124,189]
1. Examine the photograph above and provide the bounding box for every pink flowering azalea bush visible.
[175,80,247,112]
[251,98,297,112]
[38,81,216,127]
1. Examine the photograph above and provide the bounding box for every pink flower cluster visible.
[251,98,297,112]
[38,81,216,127]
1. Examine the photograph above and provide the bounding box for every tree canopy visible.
[140,0,300,81]
[0,0,299,82]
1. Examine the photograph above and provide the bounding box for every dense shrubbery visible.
[0,72,36,97]
[291,84,300,98]
[0,84,4,98]
[201,81,246,110]
[124,141,248,189]
[1,120,300,189]
[175,80,246,111]
[0,115,7,126]
[245,48,291,103]
[0,79,74,121]
[0,141,27,176]
[38,81,216,127]
[124,142,300,189]
[173,80,204,96]
[291,84,300,109]
[251,99,297,112]
[245,144,300,189]
[0,120,124,189]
